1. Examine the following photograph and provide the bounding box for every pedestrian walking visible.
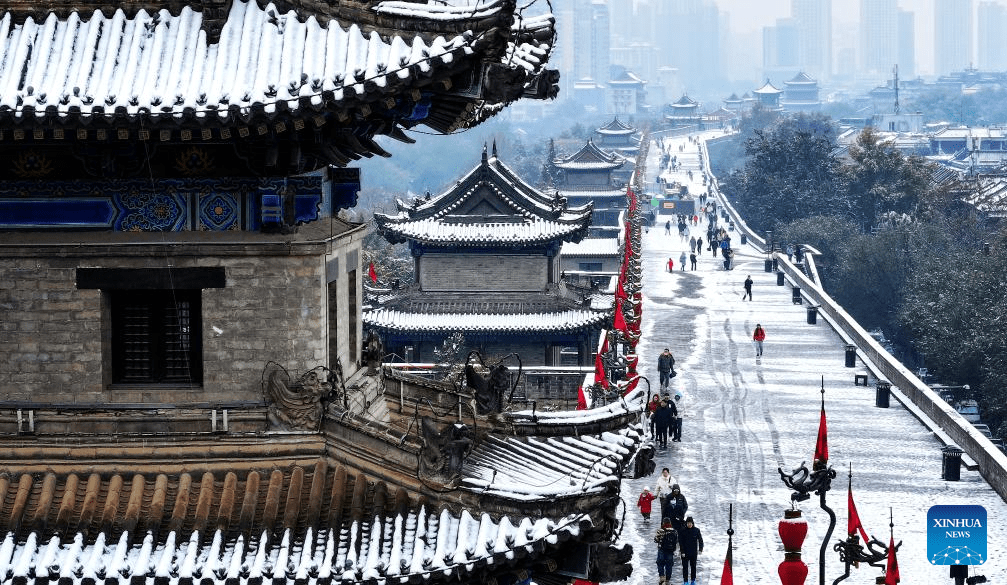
[678,516,704,585]
[689,236,696,253]
[679,251,687,271]
[689,252,697,270]
[696,236,703,255]
[743,275,753,301]
[647,394,661,437]
[711,236,718,257]
[668,258,674,272]
[653,399,676,449]
[658,348,676,390]
[672,391,684,442]
[665,220,671,235]
[655,467,677,499]
[654,518,678,585]
[786,243,794,261]
[637,487,657,522]
[753,323,766,356]
[724,247,734,270]
[664,484,689,531]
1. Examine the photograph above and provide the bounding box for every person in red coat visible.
[753,324,766,356]
[637,487,657,522]
[667,257,674,272]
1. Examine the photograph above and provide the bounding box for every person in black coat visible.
[678,516,704,585]
[664,484,688,531]
[653,399,677,448]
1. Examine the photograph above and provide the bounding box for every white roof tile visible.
[0,0,482,121]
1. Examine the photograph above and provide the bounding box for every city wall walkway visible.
[616,131,1007,585]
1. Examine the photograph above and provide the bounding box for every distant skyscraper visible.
[655,0,724,92]
[568,0,610,84]
[978,1,1007,71]
[792,0,831,80]
[764,18,800,71]
[860,0,898,78]
[608,0,634,47]
[934,0,972,76]
[898,9,915,79]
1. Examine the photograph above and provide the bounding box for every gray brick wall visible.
[0,236,364,407]
[420,254,546,291]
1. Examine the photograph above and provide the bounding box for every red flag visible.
[594,352,609,388]
[720,542,733,585]
[848,485,871,543]
[368,261,377,283]
[600,335,609,355]
[576,386,588,410]
[813,400,828,466]
[613,299,628,332]
[622,375,640,396]
[616,278,628,300]
[884,535,899,584]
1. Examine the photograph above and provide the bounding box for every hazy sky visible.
[713,0,1007,76]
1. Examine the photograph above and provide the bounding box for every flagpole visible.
[817,379,837,585]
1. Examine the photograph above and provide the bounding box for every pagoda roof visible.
[596,116,636,135]
[375,146,592,247]
[671,94,699,107]
[0,0,559,174]
[553,138,624,171]
[363,290,609,334]
[754,80,783,94]
[787,72,818,85]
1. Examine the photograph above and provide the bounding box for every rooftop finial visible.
[492,140,498,158]
[482,143,488,163]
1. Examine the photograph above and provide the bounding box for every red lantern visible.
[778,509,808,552]
[778,553,808,585]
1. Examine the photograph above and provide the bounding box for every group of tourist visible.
[639,468,704,585]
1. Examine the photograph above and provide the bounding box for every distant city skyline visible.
[713,0,1007,76]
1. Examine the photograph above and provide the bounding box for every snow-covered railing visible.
[774,253,1007,501]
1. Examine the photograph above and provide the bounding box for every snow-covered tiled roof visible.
[786,72,817,84]
[375,148,592,247]
[0,0,558,143]
[554,139,623,170]
[754,80,782,94]
[561,237,620,257]
[0,480,597,585]
[0,1,465,122]
[670,94,699,108]
[596,116,635,135]
[364,307,608,333]
[462,426,641,498]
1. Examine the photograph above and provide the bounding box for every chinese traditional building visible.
[552,138,628,235]
[595,116,639,152]
[665,93,702,128]
[781,72,821,112]
[753,79,784,111]
[0,0,645,582]
[367,145,609,368]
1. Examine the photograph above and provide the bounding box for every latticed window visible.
[111,290,202,383]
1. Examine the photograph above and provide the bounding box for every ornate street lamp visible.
[832,464,896,584]
[778,380,837,585]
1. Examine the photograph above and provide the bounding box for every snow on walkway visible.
[617,132,1007,585]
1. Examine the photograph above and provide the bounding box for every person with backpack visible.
[653,518,679,585]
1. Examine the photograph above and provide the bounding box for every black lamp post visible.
[778,380,837,585]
